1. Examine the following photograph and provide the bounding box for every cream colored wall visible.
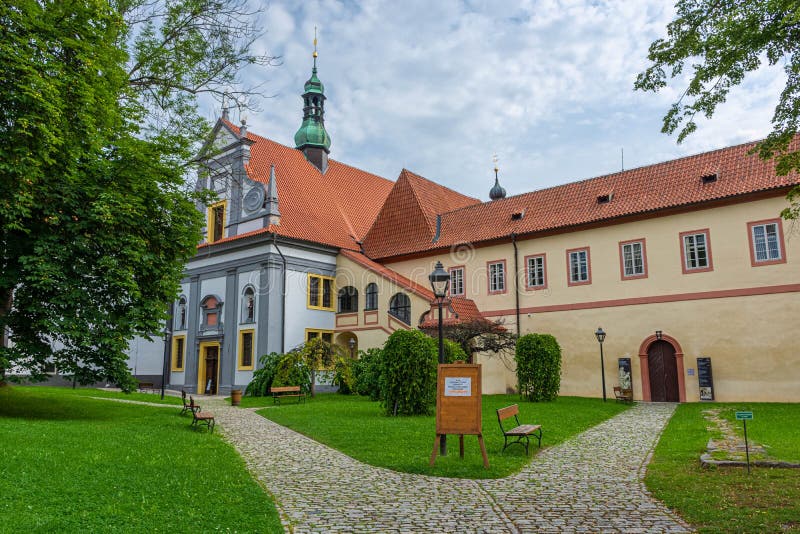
[334,255,431,351]
[379,195,799,402]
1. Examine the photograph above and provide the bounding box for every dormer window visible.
[701,173,718,184]
[511,211,524,220]
[200,295,223,331]
[597,193,613,204]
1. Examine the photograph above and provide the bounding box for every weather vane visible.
[493,154,499,176]
[313,26,318,58]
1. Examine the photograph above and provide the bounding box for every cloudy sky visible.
[219,0,786,200]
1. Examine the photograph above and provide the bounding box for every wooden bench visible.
[497,404,542,455]
[188,396,215,433]
[138,382,155,392]
[270,385,305,405]
[614,386,634,403]
[180,390,191,415]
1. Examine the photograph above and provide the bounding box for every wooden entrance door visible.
[647,340,679,402]
[198,343,220,395]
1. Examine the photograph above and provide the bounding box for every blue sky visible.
[219,0,785,200]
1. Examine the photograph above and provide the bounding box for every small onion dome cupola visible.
[489,154,506,200]
[294,28,331,173]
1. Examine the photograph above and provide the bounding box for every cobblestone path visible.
[204,399,691,533]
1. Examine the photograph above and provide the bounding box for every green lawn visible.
[256,393,629,479]
[60,386,184,406]
[646,403,800,534]
[0,386,282,533]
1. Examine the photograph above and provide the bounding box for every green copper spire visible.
[294,29,331,156]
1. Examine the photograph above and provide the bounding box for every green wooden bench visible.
[497,404,542,455]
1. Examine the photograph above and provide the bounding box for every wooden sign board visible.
[436,363,482,435]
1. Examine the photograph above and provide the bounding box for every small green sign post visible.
[736,411,754,473]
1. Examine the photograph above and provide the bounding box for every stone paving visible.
[200,397,692,533]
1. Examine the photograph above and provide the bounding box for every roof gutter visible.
[272,233,287,354]
[512,232,520,337]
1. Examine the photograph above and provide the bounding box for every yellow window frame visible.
[171,335,186,371]
[207,199,227,243]
[238,328,256,370]
[305,328,334,344]
[307,273,335,311]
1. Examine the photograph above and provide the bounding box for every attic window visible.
[701,173,718,184]
[511,211,524,221]
[597,193,613,204]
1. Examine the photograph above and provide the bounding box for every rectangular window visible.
[307,274,335,310]
[567,247,591,285]
[525,254,547,289]
[748,219,785,266]
[172,335,186,371]
[306,329,334,345]
[680,229,713,273]
[487,260,506,294]
[619,239,647,279]
[449,267,465,296]
[207,200,226,243]
[238,329,254,370]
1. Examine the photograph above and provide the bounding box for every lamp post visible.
[160,302,174,400]
[655,330,663,341]
[429,261,450,455]
[595,327,607,402]
[348,337,356,359]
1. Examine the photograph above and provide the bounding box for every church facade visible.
[130,51,800,402]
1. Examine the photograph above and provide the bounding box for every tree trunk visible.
[0,288,11,383]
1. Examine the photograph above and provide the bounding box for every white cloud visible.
[219,0,785,200]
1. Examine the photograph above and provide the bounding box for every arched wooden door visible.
[647,340,679,402]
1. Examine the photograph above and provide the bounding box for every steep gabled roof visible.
[203,120,393,250]
[362,169,479,258]
[365,139,800,259]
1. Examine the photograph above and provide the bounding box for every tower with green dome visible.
[294,33,331,173]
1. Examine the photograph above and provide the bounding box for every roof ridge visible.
[340,249,434,300]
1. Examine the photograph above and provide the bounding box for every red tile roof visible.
[362,169,479,258]
[200,120,394,250]
[419,297,487,328]
[339,249,434,301]
[364,140,800,259]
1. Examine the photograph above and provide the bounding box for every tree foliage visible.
[352,348,384,401]
[420,318,517,363]
[515,333,562,402]
[381,330,437,416]
[635,0,800,218]
[244,352,282,397]
[0,1,274,388]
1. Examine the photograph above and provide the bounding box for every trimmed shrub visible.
[245,352,282,396]
[272,351,312,394]
[443,338,469,363]
[353,348,384,400]
[381,330,437,416]
[332,355,355,394]
[515,333,562,402]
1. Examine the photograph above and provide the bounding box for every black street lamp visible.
[160,302,174,400]
[429,261,450,455]
[655,330,663,341]
[595,327,607,402]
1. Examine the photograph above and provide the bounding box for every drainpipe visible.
[272,233,287,354]
[512,232,520,337]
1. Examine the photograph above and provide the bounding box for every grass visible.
[0,386,282,533]
[54,386,184,406]
[255,393,629,479]
[646,403,800,534]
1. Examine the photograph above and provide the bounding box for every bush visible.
[443,338,468,363]
[272,351,312,394]
[515,333,562,402]
[245,352,282,396]
[353,348,384,400]
[332,355,355,394]
[381,330,437,416]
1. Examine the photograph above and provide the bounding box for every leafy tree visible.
[0,1,275,388]
[443,339,469,363]
[352,348,385,400]
[272,351,312,395]
[515,334,562,402]
[381,330,437,416]
[420,318,517,364]
[634,0,800,219]
[244,352,282,397]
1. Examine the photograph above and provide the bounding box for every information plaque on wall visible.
[697,357,714,401]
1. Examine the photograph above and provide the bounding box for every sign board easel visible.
[429,363,489,468]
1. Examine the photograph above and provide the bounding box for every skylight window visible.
[701,173,718,184]
[597,193,613,204]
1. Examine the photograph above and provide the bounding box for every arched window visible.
[338,286,358,313]
[200,295,223,331]
[175,296,187,330]
[365,283,378,311]
[241,286,255,323]
[389,293,411,325]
